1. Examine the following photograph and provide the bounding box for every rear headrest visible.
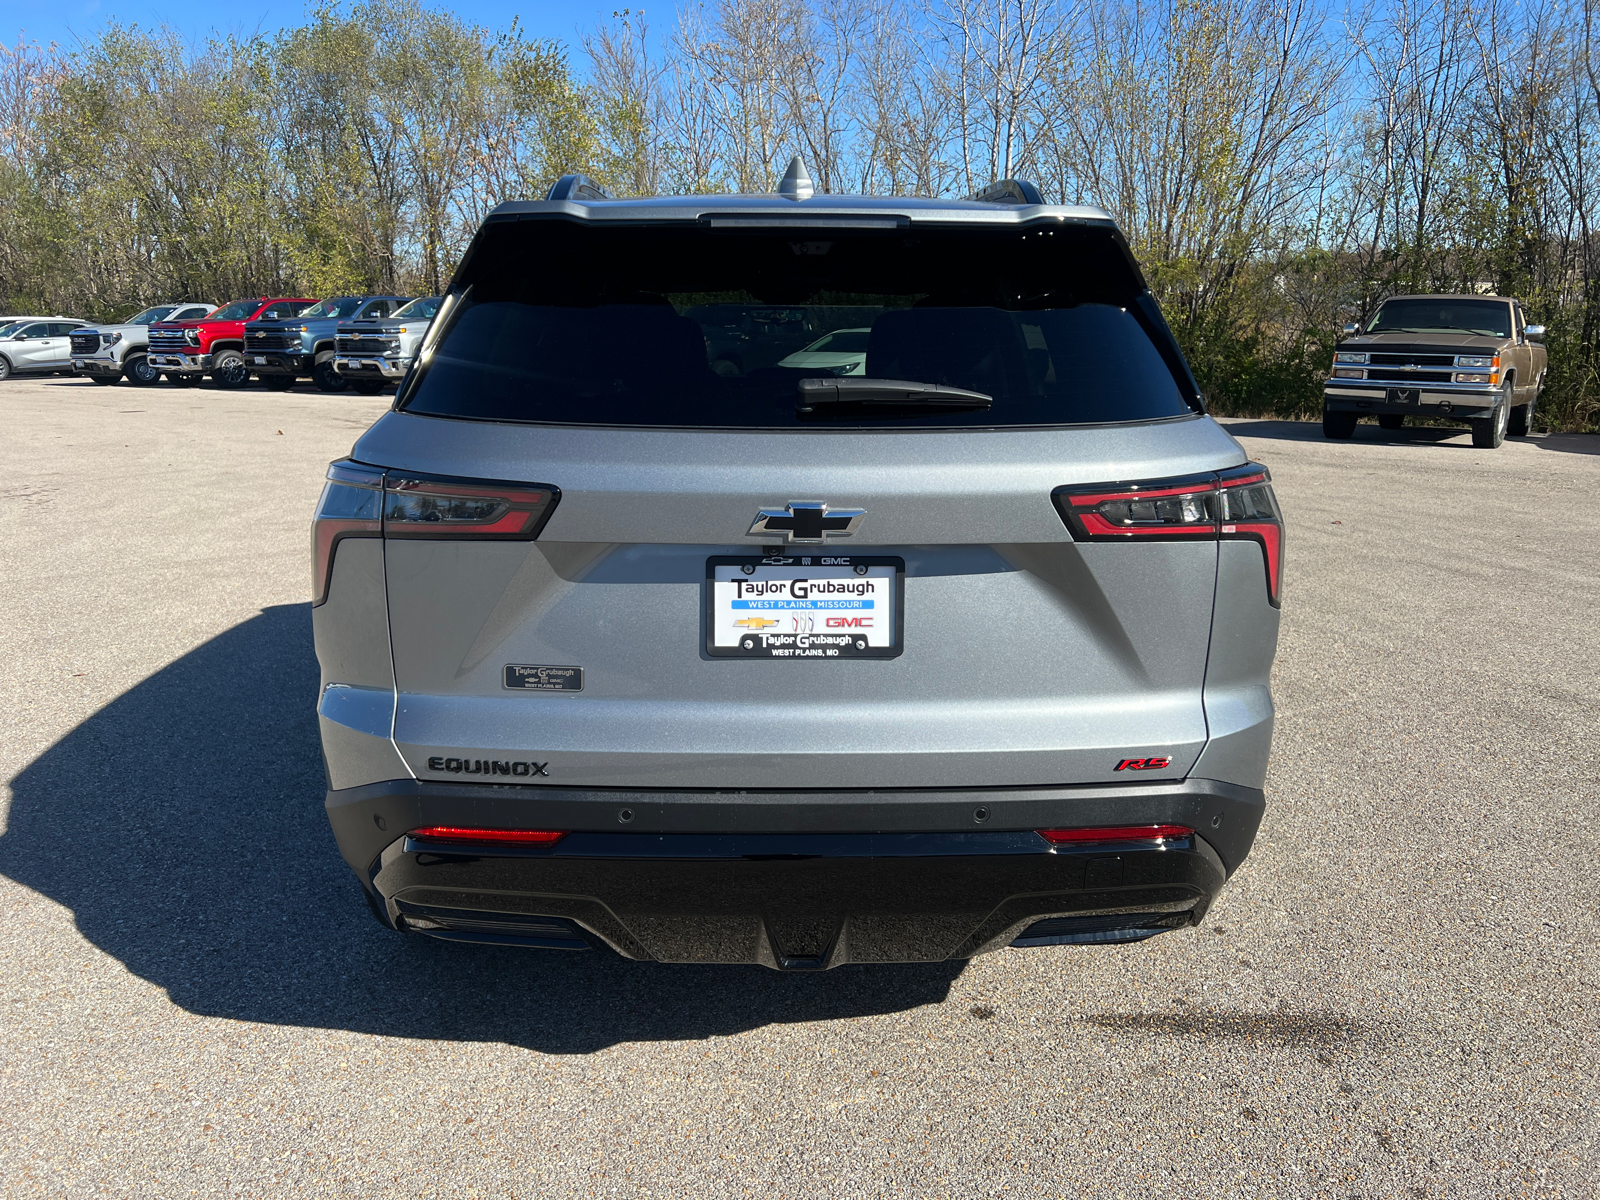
[865,308,1028,395]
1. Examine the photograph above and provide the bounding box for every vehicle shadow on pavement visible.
[1530,432,1600,455]
[0,605,963,1054]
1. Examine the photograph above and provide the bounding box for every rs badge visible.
[1114,756,1171,771]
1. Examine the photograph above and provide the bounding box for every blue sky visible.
[9,0,634,55]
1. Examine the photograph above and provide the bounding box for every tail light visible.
[311,461,383,605]
[1037,825,1192,845]
[312,461,559,605]
[383,472,557,539]
[1053,464,1284,606]
[407,826,567,846]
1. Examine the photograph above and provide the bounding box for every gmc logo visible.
[825,616,873,628]
[1114,756,1171,772]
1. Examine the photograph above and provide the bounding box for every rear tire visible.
[89,374,117,386]
[313,359,348,393]
[350,379,387,395]
[1377,414,1404,430]
[165,373,201,387]
[1323,408,1357,439]
[258,374,295,391]
[125,355,161,386]
[209,349,250,389]
[1471,385,1511,449]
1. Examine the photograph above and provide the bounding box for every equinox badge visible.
[747,501,865,544]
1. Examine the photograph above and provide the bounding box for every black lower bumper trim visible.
[251,353,308,374]
[325,778,1262,970]
[1324,395,1493,419]
[1012,912,1190,946]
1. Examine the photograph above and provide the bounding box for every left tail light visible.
[1052,464,1284,606]
[311,461,383,605]
[311,461,560,605]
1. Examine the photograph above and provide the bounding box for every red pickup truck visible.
[147,297,317,388]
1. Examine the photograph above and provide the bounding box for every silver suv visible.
[313,167,1284,970]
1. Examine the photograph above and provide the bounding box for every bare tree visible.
[585,10,666,195]
[931,0,1068,194]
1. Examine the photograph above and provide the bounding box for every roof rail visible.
[966,179,1046,205]
[546,174,616,202]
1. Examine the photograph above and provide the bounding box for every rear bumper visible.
[326,778,1264,969]
[334,356,410,378]
[1324,380,1496,419]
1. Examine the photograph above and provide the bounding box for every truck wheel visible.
[350,379,387,395]
[1508,387,1537,437]
[165,373,200,387]
[89,374,118,386]
[313,359,349,393]
[210,350,250,389]
[125,355,161,386]
[1377,414,1404,430]
[1471,386,1511,449]
[1322,408,1357,439]
[258,374,295,391]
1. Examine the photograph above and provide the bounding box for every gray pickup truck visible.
[246,295,412,392]
[332,296,441,393]
[1323,294,1549,448]
[70,303,216,385]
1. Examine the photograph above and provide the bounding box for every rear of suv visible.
[314,168,1284,970]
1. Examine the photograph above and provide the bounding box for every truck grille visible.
[1370,352,1456,367]
[147,330,189,352]
[247,331,298,351]
[70,333,102,355]
[336,334,400,355]
[1366,368,1453,383]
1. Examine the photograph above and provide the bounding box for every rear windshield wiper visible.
[796,377,993,413]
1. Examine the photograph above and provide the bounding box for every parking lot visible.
[1,374,1594,1198]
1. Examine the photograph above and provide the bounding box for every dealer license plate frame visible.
[704,555,905,660]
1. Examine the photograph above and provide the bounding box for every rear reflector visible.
[1052,464,1284,606]
[1037,824,1193,845]
[408,826,567,846]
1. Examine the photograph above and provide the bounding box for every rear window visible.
[401,220,1195,429]
[1369,298,1512,338]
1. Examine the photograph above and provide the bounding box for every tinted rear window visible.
[402,220,1194,429]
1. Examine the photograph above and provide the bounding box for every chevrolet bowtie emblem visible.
[747,501,865,544]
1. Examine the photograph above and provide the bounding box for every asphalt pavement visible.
[1,376,1594,1198]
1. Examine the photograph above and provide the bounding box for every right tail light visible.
[1053,464,1283,606]
[312,461,560,605]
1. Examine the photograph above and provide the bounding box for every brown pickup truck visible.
[1323,294,1548,448]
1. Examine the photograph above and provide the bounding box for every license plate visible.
[254,356,267,365]
[706,556,903,658]
[1386,387,1420,404]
